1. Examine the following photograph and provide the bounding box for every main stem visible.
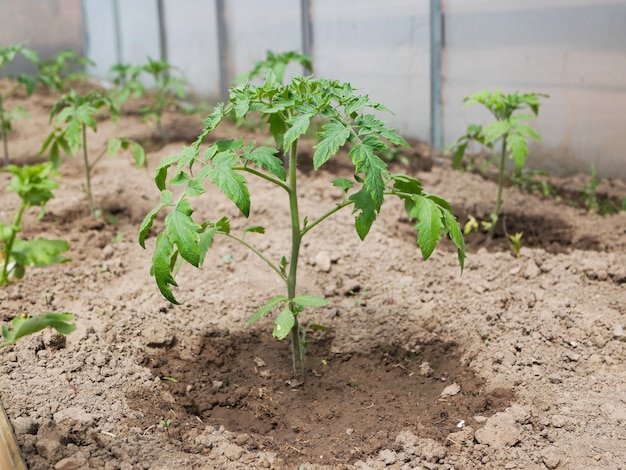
[495,135,508,219]
[0,201,26,286]
[1,118,8,166]
[286,139,304,383]
[81,124,96,217]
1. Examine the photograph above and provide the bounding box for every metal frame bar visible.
[215,0,230,102]
[300,0,313,74]
[430,0,443,150]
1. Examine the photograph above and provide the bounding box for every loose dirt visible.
[1,81,625,469]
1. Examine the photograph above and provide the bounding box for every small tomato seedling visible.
[37,49,95,92]
[108,57,188,143]
[140,73,465,384]
[449,90,547,227]
[39,89,146,218]
[0,163,70,286]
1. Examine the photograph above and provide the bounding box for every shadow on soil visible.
[132,329,514,466]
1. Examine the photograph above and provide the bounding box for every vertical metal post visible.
[300,0,312,74]
[215,0,230,102]
[112,0,123,64]
[79,1,89,67]
[156,0,168,62]
[430,0,443,150]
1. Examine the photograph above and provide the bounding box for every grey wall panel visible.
[82,0,118,78]
[162,0,220,99]
[117,0,161,65]
[443,0,626,177]
[311,0,431,140]
[224,0,302,85]
[0,0,82,75]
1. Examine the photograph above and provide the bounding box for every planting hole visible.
[132,330,514,467]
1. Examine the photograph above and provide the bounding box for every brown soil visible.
[0,80,625,469]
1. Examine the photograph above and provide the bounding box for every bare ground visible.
[1,83,626,469]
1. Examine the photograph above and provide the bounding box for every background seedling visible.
[449,90,547,229]
[37,49,94,92]
[0,163,69,286]
[109,57,188,143]
[39,89,146,218]
[0,43,39,165]
[140,73,465,385]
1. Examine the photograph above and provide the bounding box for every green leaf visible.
[349,187,377,240]
[332,177,354,192]
[138,191,171,248]
[273,305,295,340]
[1,313,76,349]
[507,133,528,169]
[208,152,251,217]
[292,294,327,307]
[243,225,265,234]
[107,137,122,157]
[131,142,147,168]
[313,120,350,170]
[165,199,201,267]
[443,210,465,271]
[348,137,389,210]
[246,146,286,180]
[410,195,444,260]
[185,179,205,196]
[12,238,70,267]
[198,226,218,266]
[247,295,288,325]
[151,232,180,304]
[283,113,313,151]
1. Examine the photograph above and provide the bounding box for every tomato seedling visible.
[140,73,465,384]
[37,49,95,92]
[0,163,69,286]
[449,90,547,229]
[109,57,187,143]
[0,43,40,165]
[39,89,146,218]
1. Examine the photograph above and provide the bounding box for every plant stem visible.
[0,200,26,286]
[224,233,286,281]
[1,117,8,166]
[495,135,508,218]
[81,124,96,217]
[286,139,304,383]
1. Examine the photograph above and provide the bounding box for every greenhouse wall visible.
[1,0,624,178]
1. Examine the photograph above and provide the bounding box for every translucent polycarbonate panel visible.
[162,0,220,99]
[116,0,161,65]
[224,0,303,85]
[82,0,118,78]
[0,0,82,75]
[443,0,626,177]
[311,0,431,140]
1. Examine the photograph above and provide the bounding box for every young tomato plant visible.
[140,73,465,384]
[0,43,40,165]
[39,89,146,218]
[0,163,69,286]
[449,90,547,229]
[37,49,95,92]
[108,57,187,143]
